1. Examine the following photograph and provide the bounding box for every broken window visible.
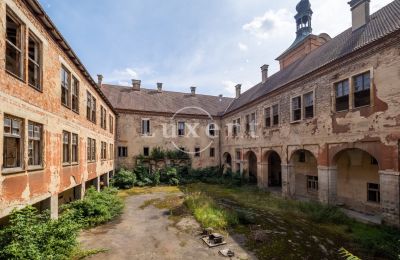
[143,147,149,157]
[307,176,318,192]
[272,104,279,126]
[292,96,302,121]
[6,12,23,78]
[109,115,114,134]
[304,92,314,119]
[28,33,41,90]
[354,72,371,108]
[71,134,78,163]
[367,183,380,203]
[71,76,79,113]
[194,147,201,157]
[142,119,150,135]
[335,79,349,111]
[28,122,42,166]
[62,131,71,164]
[209,123,215,137]
[100,106,107,130]
[101,142,107,160]
[3,116,22,168]
[86,92,96,123]
[178,122,185,136]
[245,115,250,133]
[264,107,271,128]
[87,138,96,162]
[250,113,256,133]
[210,147,215,157]
[232,119,240,137]
[118,146,128,157]
[61,67,71,107]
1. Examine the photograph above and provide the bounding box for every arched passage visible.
[289,149,318,200]
[262,151,282,189]
[245,151,258,184]
[223,152,232,171]
[333,148,381,214]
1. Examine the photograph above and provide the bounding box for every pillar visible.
[257,162,263,188]
[260,162,269,189]
[380,170,400,227]
[50,194,58,220]
[318,166,337,205]
[105,173,110,187]
[281,164,291,198]
[93,176,100,192]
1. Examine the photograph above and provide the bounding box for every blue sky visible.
[38,0,393,97]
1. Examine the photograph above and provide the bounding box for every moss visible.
[118,186,180,197]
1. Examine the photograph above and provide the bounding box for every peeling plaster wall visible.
[0,0,116,218]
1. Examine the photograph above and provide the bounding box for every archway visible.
[333,149,381,215]
[268,152,282,187]
[223,152,232,172]
[289,149,318,200]
[245,151,258,184]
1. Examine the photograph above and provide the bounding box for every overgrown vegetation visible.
[0,187,123,260]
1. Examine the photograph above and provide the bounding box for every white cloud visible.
[238,42,248,51]
[222,80,237,96]
[105,67,153,85]
[243,9,294,40]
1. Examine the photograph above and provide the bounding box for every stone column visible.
[380,170,400,227]
[281,164,291,198]
[105,173,110,187]
[50,194,59,220]
[260,162,269,189]
[257,162,263,188]
[93,176,101,192]
[318,166,337,205]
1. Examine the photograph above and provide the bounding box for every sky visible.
[38,0,393,97]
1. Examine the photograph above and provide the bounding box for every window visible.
[304,92,314,119]
[209,123,215,137]
[194,147,201,157]
[250,112,256,133]
[109,115,114,134]
[299,151,306,163]
[110,144,114,160]
[210,147,215,157]
[367,183,380,203]
[86,92,96,123]
[100,106,107,130]
[118,146,128,157]
[62,131,71,163]
[61,67,71,107]
[236,150,241,160]
[272,104,279,126]
[307,176,318,192]
[28,33,41,90]
[232,119,240,137]
[292,96,302,121]
[101,142,107,160]
[143,147,150,157]
[178,122,185,136]
[71,134,78,163]
[335,80,349,111]
[264,107,271,128]
[3,116,23,168]
[28,122,42,166]
[71,76,79,113]
[354,72,371,108]
[6,12,23,78]
[142,119,150,135]
[87,138,96,162]
[245,115,250,133]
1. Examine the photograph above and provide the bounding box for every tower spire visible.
[295,0,313,40]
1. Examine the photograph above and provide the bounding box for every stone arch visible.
[244,151,258,184]
[223,152,232,171]
[333,148,381,215]
[262,150,282,189]
[289,149,318,200]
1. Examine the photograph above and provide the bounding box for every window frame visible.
[87,138,96,163]
[5,10,24,80]
[209,147,215,158]
[86,91,97,123]
[3,115,24,170]
[353,71,371,108]
[27,31,42,91]
[71,76,79,113]
[71,133,79,164]
[272,104,279,126]
[142,119,151,136]
[118,146,128,158]
[143,147,150,157]
[303,91,314,119]
[62,131,71,165]
[194,147,201,157]
[307,175,319,192]
[334,79,350,112]
[100,106,107,130]
[208,123,216,137]
[109,115,114,134]
[177,121,185,136]
[101,141,107,160]
[367,183,380,203]
[28,121,43,167]
[264,107,271,128]
[291,95,302,122]
[61,66,71,108]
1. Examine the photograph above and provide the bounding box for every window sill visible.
[2,167,25,175]
[27,166,44,172]
[62,163,72,167]
[28,83,43,93]
[290,120,302,124]
[352,104,371,110]
[72,109,80,115]
[87,161,96,164]
[6,70,25,83]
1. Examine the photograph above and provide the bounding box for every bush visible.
[150,147,165,160]
[0,206,81,260]
[64,187,124,228]
[112,168,136,189]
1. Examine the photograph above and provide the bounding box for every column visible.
[380,170,400,227]
[50,194,58,220]
[260,162,269,189]
[281,164,291,198]
[105,173,110,187]
[257,162,263,188]
[318,166,337,205]
[93,176,101,192]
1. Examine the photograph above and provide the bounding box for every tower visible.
[295,0,313,41]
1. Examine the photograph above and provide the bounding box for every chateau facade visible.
[0,0,399,227]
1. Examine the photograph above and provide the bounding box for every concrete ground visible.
[79,191,255,260]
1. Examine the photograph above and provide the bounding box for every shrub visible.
[150,147,165,160]
[134,162,152,185]
[0,206,81,260]
[112,168,136,189]
[65,187,124,227]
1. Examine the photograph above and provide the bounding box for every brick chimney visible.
[235,84,242,99]
[97,74,103,87]
[190,86,196,96]
[157,82,163,92]
[132,79,141,91]
[348,0,370,31]
[261,64,269,83]
[219,94,223,101]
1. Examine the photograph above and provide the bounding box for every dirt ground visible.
[79,191,255,260]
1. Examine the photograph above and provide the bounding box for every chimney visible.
[132,79,141,91]
[97,74,103,86]
[261,64,269,83]
[219,94,223,101]
[190,86,196,96]
[235,84,242,99]
[348,0,370,31]
[157,82,163,92]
